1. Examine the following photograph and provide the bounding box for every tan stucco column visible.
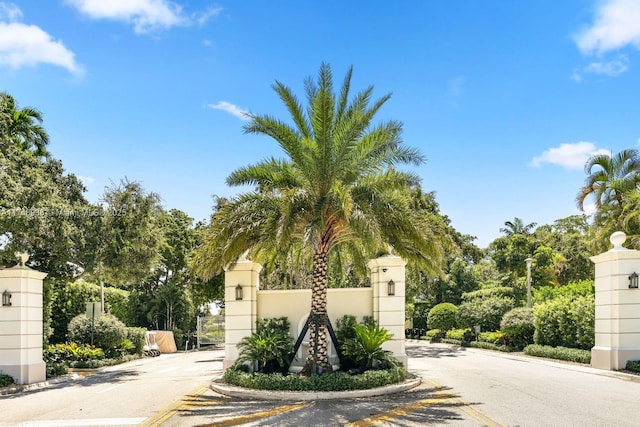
[223,257,261,369]
[0,258,47,385]
[368,255,407,367]
[591,232,640,370]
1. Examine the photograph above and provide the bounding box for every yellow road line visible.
[199,402,312,427]
[139,384,212,427]
[346,394,454,427]
[423,377,507,427]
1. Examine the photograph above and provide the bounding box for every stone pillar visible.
[368,255,407,367]
[223,257,261,369]
[591,232,640,370]
[0,257,47,385]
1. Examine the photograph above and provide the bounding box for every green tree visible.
[96,179,164,287]
[499,217,537,237]
[194,63,444,374]
[577,149,640,250]
[0,92,50,157]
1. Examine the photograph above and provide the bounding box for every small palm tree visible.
[342,323,396,370]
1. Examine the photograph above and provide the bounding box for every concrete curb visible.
[210,374,422,401]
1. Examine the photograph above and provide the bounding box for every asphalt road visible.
[3,341,640,426]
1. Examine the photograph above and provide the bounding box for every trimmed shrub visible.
[445,328,473,344]
[477,331,506,345]
[426,329,445,342]
[67,313,128,357]
[500,307,535,350]
[457,296,515,332]
[427,303,458,331]
[524,344,591,364]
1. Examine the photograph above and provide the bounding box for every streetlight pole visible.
[525,257,534,308]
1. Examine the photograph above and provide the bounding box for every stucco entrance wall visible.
[0,262,47,385]
[223,255,407,370]
[591,232,640,370]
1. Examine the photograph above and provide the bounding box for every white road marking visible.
[96,383,124,394]
[17,418,146,426]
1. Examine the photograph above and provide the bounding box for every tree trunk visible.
[301,249,332,374]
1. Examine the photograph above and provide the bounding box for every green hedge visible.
[468,341,513,352]
[523,344,591,364]
[477,331,506,345]
[222,367,406,391]
[445,328,473,343]
[49,281,132,343]
[533,294,594,350]
[67,314,129,357]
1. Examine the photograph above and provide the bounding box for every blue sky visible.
[2,1,640,248]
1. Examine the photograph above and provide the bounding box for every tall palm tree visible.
[0,92,50,157]
[194,63,444,373]
[499,217,537,237]
[576,149,640,214]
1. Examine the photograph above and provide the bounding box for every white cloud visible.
[78,175,95,185]
[0,20,83,76]
[65,0,185,33]
[529,141,610,170]
[0,2,22,21]
[207,101,250,120]
[584,55,629,76]
[572,55,629,81]
[195,5,223,26]
[575,0,640,54]
[448,76,466,97]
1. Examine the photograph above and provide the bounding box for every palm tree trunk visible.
[302,248,332,374]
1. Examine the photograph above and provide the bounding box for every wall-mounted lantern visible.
[235,284,243,300]
[387,280,395,296]
[629,272,639,289]
[2,290,12,307]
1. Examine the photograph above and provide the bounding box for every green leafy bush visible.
[477,331,506,345]
[500,307,535,350]
[457,296,515,331]
[427,303,458,331]
[426,329,445,342]
[533,294,594,350]
[67,313,128,357]
[0,373,14,388]
[524,344,591,364]
[342,323,398,370]
[533,280,594,304]
[445,328,473,343]
[236,317,293,373]
[223,366,406,391]
[625,360,640,373]
[126,327,146,356]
